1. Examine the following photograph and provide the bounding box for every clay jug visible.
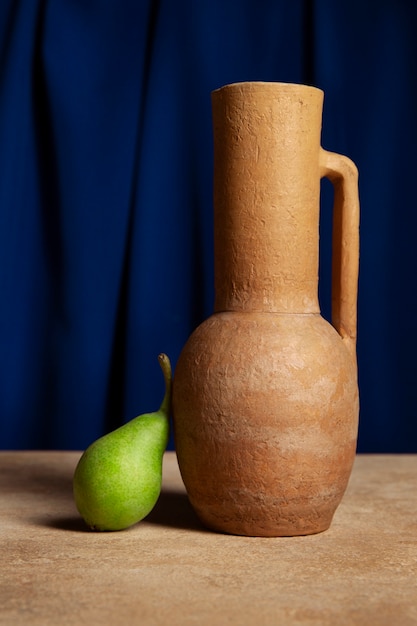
[173,81,360,537]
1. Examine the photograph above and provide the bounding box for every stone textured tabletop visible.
[0,451,416,625]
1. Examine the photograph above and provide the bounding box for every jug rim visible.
[212,81,323,96]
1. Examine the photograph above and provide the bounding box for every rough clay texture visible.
[173,82,360,536]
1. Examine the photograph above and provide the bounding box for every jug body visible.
[173,82,360,536]
[174,311,358,536]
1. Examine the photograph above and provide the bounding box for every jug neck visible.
[211,82,323,314]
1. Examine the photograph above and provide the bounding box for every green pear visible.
[73,353,172,531]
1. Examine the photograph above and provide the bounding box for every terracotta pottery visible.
[173,81,360,537]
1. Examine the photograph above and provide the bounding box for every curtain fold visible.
[0,0,416,451]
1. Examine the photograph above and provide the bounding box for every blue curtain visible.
[1,0,416,451]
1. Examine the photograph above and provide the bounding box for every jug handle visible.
[319,148,360,359]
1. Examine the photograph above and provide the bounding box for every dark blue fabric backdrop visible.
[1,0,416,451]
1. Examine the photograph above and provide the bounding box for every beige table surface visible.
[0,451,416,626]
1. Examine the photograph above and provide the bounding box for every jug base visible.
[191,504,335,537]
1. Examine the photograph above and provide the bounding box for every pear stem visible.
[158,353,172,416]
